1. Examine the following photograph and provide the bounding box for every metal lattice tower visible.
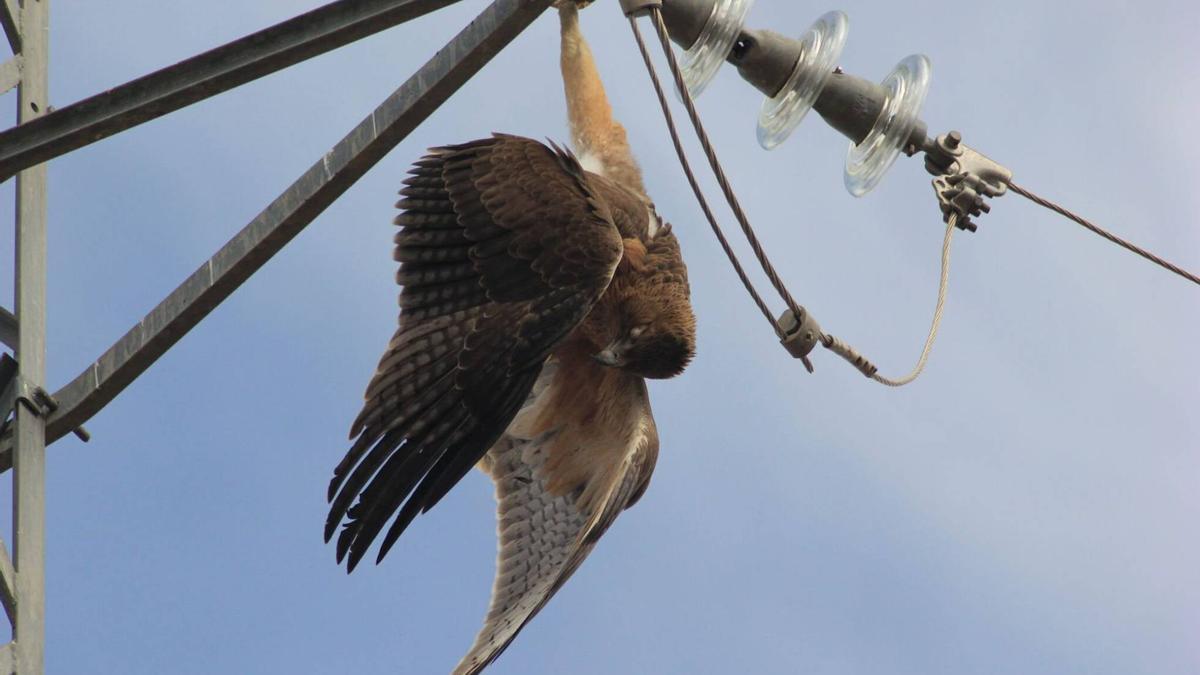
[0,1,554,672]
[1,0,1193,672]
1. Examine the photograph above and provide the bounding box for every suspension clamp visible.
[778,307,822,373]
[922,131,1012,232]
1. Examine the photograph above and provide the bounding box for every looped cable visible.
[821,214,955,386]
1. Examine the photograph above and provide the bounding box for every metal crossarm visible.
[0,0,467,181]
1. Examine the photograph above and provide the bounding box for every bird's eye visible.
[630,325,648,339]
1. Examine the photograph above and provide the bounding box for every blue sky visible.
[1,1,1197,673]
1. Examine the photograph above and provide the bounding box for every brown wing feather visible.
[453,366,659,675]
[325,135,624,571]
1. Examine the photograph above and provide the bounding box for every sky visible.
[1,1,1197,673]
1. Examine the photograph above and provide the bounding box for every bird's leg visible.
[552,0,594,11]
[558,3,647,196]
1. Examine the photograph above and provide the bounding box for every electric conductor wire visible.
[871,213,954,386]
[1008,181,1200,288]
[822,215,956,387]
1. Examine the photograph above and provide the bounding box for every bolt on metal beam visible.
[0,0,555,472]
[0,0,468,182]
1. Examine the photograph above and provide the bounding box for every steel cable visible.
[645,8,807,323]
[822,214,957,387]
[1008,181,1200,287]
[628,14,784,339]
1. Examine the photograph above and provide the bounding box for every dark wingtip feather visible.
[336,523,355,565]
[323,514,338,543]
[374,498,424,565]
[326,473,342,503]
[326,454,353,503]
[326,428,382,511]
[346,539,368,573]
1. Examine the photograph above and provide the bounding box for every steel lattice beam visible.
[0,0,467,181]
[0,0,554,472]
[0,307,15,351]
[10,0,49,668]
[0,534,14,626]
[0,0,19,55]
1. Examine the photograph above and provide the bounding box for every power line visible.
[1008,181,1200,288]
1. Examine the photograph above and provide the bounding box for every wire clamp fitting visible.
[923,130,1011,231]
[778,307,821,373]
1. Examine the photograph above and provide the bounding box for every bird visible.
[324,4,695,673]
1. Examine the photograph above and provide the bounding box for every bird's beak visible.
[592,343,626,367]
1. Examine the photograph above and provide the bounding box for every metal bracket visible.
[923,130,1012,231]
[778,307,822,374]
[0,355,90,443]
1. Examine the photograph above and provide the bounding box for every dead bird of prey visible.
[325,4,696,672]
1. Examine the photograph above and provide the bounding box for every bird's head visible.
[592,284,696,379]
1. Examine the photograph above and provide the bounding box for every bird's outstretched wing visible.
[326,134,624,571]
[453,361,659,675]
